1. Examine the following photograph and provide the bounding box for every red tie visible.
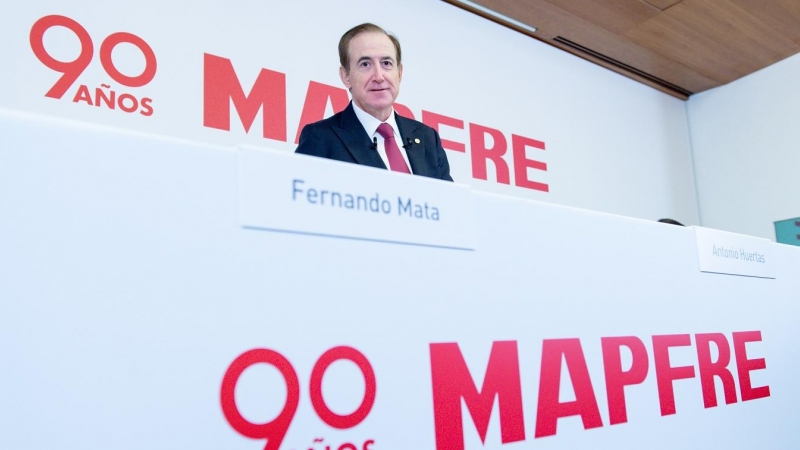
[377,123,411,174]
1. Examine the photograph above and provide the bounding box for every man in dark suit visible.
[295,23,453,182]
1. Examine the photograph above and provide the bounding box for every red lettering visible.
[601,336,649,425]
[203,53,287,141]
[429,341,525,450]
[422,111,465,152]
[117,93,138,113]
[732,331,770,401]
[652,334,696,416]
[512,134,548,192]
[220,349,299,450]
[309,346,376,429]
[72,84,93,105]
[469,123,510,184]
[30,15,93,99]
[140,97,153,116]
[99,32,157,88]
[294,81,349,143]
[94,86,115,109]
[695,333,737,408]
[535,338,603,438]
[31,16,156,101]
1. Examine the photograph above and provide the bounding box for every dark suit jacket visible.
[295,103,453,181]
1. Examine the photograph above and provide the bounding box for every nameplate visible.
[238,147,475,250]
[692,226,776,279]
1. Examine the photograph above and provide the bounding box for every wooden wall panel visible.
[542,0,659,34]
[643,0,684,11]
[729,0,800,44]
[671,0,796,67]
[452,0,800,98]
[627,0,797,84]
[467,0,717,93]
[627,20,737,82]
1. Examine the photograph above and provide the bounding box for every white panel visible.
[1,113,799,450]
[0,0,698,224]
[688,53,800,239]
[239,147,475,250]
[692,226,775,278]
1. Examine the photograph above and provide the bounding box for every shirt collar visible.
[352,101,400,140]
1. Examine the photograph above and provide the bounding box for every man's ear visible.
[398,63,403,82]
[339,66,351,91]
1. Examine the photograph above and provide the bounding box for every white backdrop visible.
[688,52,800,240]
[1,113,799,449]
[4,4,799,448]
[0,0,699,224]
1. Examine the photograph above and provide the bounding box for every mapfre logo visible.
[430,331,770,449]
[202,53,549,192]
[221,346,376,450]
[29,15,156,116]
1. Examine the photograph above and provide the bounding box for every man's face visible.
[340,31,402,121]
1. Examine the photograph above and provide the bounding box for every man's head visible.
[338,23,403,121]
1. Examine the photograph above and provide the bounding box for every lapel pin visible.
[414,138,420,144]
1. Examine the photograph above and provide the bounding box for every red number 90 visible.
[29,15,157,99]
[221,346,377,450]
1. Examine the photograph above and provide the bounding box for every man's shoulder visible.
[296,105,358,156]
[303,109,346,132]
[395,113,436,135]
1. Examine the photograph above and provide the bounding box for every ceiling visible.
[445,0,800,100]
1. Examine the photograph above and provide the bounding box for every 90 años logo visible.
[30,15,156,116]
[221,346,376,450]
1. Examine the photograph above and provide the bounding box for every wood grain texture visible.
[462,0,717,92]
[643,0,684,11]
[542,0,660,34]
[448,0,800,98]
[729,0,800,44]
[627,0,798,83]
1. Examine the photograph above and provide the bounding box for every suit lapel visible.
[395,113,429,177]
[332,103,387,169]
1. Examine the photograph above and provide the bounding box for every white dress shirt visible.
[351,102,413,173]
